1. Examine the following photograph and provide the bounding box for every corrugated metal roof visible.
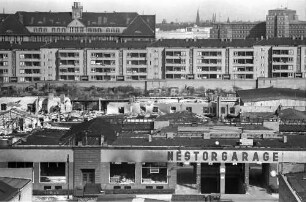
[286,173,306,202]
[0,177,31,189]
[0,180,18,201]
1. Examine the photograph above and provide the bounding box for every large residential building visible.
[0,2,155,43]
[0,38,306,83]
[210,8,306,40]
[210,22,266,40]
[266,8,306,39]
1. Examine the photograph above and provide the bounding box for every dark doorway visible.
[249,163,265,188]
[177,163,197,184]
[201,163,220,194]
[225,163,245,194]
[176,163,197,194]
[82,169,95,185]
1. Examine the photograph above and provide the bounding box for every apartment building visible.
[123,50,148,81]
[193,48,226,79]
[164,48,191,79]
[87,49,119,81]
[253,46,270,78]
[301,46,306,77]
[15,50,44,82]
[0,50,13,83]
[210,22,266,40]
[0,39,305,83]
[271,46,297,78]
[228,48,255,79]
[57,49,84,81]
[147,47,164,80]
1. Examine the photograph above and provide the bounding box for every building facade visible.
[0,2,155,43]
[0,38,306,83]
[211,8,306,40]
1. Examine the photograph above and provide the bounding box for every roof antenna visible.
[3,8,5,14]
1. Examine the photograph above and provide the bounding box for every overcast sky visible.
[1,0,306,23]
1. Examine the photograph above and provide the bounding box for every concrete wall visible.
[281,163,305,174]
[3,77,306,91]
[258,78,306,90]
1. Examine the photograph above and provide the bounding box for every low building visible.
[156,26,211,39]
[0,176,32,202]
[237,87,306,113]
[279,172,306,202]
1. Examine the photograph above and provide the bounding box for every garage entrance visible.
[249,163,264,187]
[176,163,197,194]
[225,163,245,194]
[201,163,220,194]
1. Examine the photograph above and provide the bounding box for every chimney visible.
[98,16,102,25]
[100,135,105,145]
[18,13,24,24]
[283,135,287,143]
[148,134,152,142]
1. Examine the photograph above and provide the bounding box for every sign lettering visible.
[167,150,279,163]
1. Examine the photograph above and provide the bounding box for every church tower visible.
[196,9,200,26]
[72,2,83,19]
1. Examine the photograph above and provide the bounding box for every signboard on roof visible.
[100,149,283,163]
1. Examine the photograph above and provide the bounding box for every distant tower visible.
[72,2,83,19]
[196,9,200,26]
[212,13,217,23]
[227,17,230,23]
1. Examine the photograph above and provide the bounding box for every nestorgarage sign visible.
[101,150,288,163]
[167,150,279,163]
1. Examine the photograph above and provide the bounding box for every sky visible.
[1,0,306,23]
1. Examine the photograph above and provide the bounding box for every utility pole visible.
[67,154,70,199]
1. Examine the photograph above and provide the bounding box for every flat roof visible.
[112,134,306,149]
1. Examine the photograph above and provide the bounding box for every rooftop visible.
[0,177,31,201]
[285,172,306,201]
[237,87,306,103]
[18,129,67,145]
[112,133,306,149]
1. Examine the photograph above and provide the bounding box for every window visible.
[19,54,24,59]
[186,107,192,112]
[221,107,226,114]
[40,162,66,183]
[1,104,7,111]
[8,162,33,168]
[141,163,167,184]
[152,107,158,113]
[230,107,235,114]
[203,107,210,114]
[110,162,135,184]
[170,106,176,112]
